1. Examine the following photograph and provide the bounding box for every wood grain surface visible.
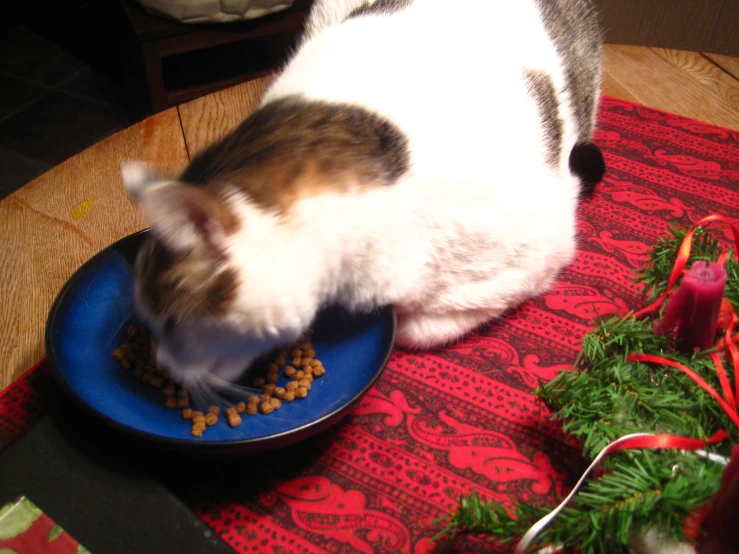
[1,46,738,389]
[178,76,273,157]
[0,109,189,389]
[704,53,739,81]
[602,45,739,130]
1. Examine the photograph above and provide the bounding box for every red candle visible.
[658,261,727,353]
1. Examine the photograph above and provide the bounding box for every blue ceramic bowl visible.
[45,230,395,453]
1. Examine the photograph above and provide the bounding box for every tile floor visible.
[0,25,138,200]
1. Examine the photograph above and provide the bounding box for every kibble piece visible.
[302,366,314,376]
[295,387,308,399]
[286,381,299,392]
[266,363,279,374]
[313,365,326,377]
[248,394,260,404]
[264,383,276,395]
[112,348,125,361]
[181,408,193,420]
[236,402,246,413]
[301,359,313,369]
[284,365,297,378]
[260,393,272,403]
[121,359,132,370]
[291,348,303,358]
[292,357,302,367]
[283,391,295,403]
[297,341,312,351]
[176,387,189,397]
[191,411,204,419]
[294,370,305,381]
[310,359,322,368]
[208,405,221,416]
[304,349,316,358]
[165,397,178,409]
[191,428,204,437]
[149,375,165,388]
[141,372,153,384]
[133,367,144,380]
[260,401,275,415]
[162,385,176,397]
[120,344,131,354]
[299,378,312,390]
[245,402,258,415]
[193,414,206,424]
[270,397,282,409]
[302,374,314,384]
[176,397,189,409]
[266,373,278,384]
[254,377,266,388]
[225,407,237,416]
[274,387,286,399]
[227,413,242,427]
[274,353,287,366]
[205,413,218,426]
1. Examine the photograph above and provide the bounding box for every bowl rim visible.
[45,229,396,452]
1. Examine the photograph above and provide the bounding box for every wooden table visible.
[1,46,738,391]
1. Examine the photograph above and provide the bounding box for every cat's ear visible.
[121,161,165,199]
[136,181,230,254]
[122,161,234,254]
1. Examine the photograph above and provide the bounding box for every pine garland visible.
[435,224,738,552]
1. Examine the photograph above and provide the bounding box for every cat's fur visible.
[122,0,605,384]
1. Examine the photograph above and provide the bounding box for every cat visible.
[121,0,605,387]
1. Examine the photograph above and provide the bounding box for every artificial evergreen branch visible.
[436,223,738,553]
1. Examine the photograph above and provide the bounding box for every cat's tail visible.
[569,142,605,197]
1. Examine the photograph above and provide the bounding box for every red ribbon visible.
[608,430,730,453]
[727,313,739,402]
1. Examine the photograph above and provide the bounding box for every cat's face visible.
[122,161,300,386]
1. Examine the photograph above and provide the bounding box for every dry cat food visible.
[112,326,326,437]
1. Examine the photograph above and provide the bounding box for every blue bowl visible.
[45,230,395,453]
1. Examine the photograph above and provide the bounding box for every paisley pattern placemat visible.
[1,98,738,553]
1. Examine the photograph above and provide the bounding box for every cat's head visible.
[121,161,306,387]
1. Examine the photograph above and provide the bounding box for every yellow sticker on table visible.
[71,199,95,221]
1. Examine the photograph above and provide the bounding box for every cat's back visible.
[264,0,601,182]
[265,0,562,108]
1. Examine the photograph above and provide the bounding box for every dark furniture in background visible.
[11,0,739,118]
[120,0,312,114]
[12,0,312,117]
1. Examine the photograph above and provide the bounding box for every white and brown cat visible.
[122,0,606,386]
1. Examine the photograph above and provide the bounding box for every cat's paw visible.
[395,310,491,349]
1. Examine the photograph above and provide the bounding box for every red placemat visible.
[1,97,738,553]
